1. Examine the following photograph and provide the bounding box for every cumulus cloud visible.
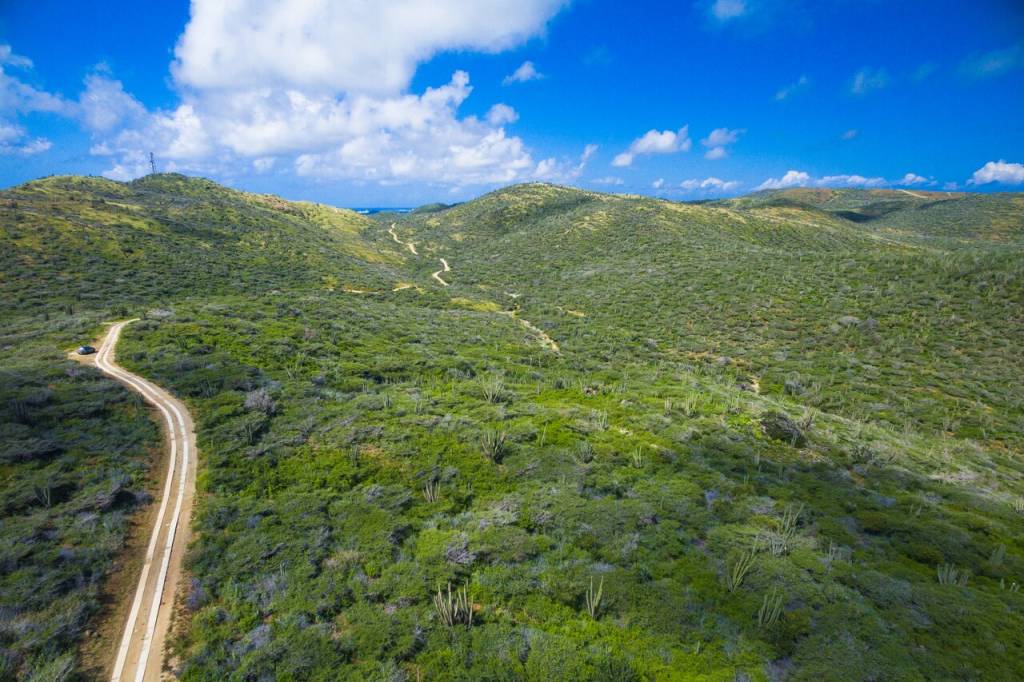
[612,127,691,167]
[652,178,665,189]
[850,67,889,95]
[820,174,886,187]
[756,170,890,190]
[533,143,597,183]
[79,74,147,132]
[174,0,566,95]
[968,160,1024,186]
[0,121,52,155]
[486,103,519,125]
[774,75,808,101]
[710,0,747,21]
[288,72,534,184]
[841,129,858,141]
[680,176,740,192]
[959,44,1023,80]
[80,0,570,186]
[756,170,810,190]
[503,61,544,84]
[701,127,744,160]
[897,173,931,186]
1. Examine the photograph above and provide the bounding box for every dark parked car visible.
[76,345,96,355]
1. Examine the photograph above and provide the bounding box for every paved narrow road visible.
[82,320,197,682]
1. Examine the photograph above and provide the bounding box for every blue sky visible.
[1,0,1022,206]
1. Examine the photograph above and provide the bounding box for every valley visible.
[1,175,1023,680]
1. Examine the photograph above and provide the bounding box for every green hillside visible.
[0,174,406,318]
[725,187,1024,245]
[2,176,1024,680]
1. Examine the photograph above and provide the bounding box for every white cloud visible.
[486,103,519,125]
[83,0,569,187]
[897,173,930,186]
[290,72,535,184]
[710,0,747,21]
[652,178,665,189]
[0,121,21,143]
[850,67,889,95]
[0,46,71,155]
[592,176,624,186]
[819,174,886,187]
[503,61,544,85]
[533,144,597,183]
[756,170,811,190]
[0,46,72,117]
[0,45,33,69]
[611,152,633,167]
[968,160,1024,185]
[775,75,808,101]
[841,129,858,140]
[79,74,147,132]
[959,43,1023,79]
[703,127,743,147]
[0,121,51,155]
[174,0,567,95]
[680,176,740,192]
[612,127,691,167]
[756,170,889,190]
[701,127,743,159]
[102,151,154,181]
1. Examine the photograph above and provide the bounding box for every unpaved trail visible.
[428,253,557,351]
[897,188,928,199]
[500,311,560,352]
[388,223,418,255]
[76,320,196,682]
[432,258,451,286]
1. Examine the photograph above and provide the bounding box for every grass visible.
[1,175,1023,679]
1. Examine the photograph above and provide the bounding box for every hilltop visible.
[2,175,1023,680]
[0,174,409,319]
[721,187,1024,244]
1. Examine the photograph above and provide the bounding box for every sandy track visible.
[499,311,560,352]
[432,258,451,286]
[81,320,196,682]
[388,223,418,255]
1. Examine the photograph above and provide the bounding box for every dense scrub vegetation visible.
[0,312,158,680]
[2,175,1023,679]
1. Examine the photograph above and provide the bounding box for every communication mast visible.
[149,152,156,175]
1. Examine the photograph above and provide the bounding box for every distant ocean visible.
[350,207,414,215]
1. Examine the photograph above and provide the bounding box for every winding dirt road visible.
[80,320,196,682]
[388,222,419,255]
[432,258,451,286]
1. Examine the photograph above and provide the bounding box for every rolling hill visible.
[2,175,1023,680]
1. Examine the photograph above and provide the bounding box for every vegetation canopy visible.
[2,174,1023,680]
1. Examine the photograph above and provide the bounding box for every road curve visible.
[432,258,451,286]
[84,320,197,682]
[388,222,419,255]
